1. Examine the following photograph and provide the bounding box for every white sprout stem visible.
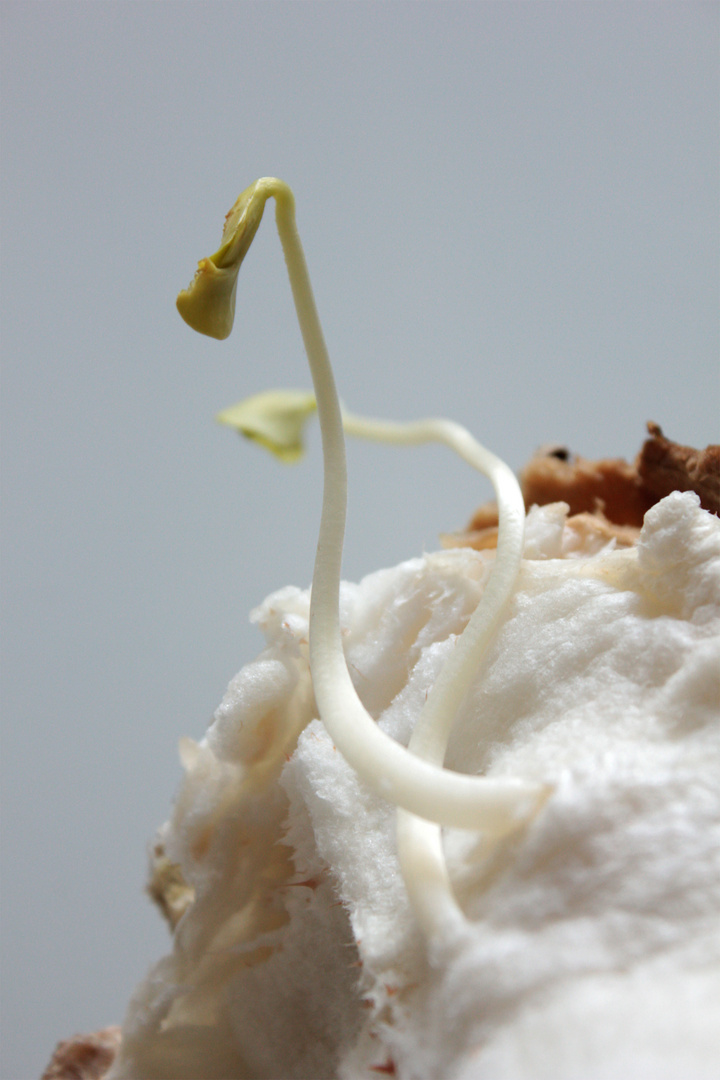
[342,411,525,755]
[343,412,528,940]
[267,180,543,830]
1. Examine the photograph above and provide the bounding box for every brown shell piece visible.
[638,422,720,515]
[449,423,719,553]
[42,1026,121,1080]
[520,451,653,527]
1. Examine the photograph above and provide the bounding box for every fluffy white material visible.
[108,493,720,1080]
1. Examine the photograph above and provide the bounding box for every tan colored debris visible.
[520,448,653,526]
[638,422,720,514]
[42,1026,121,1080]
[562,511,640,553]
[443,510,640,555]
[441,522,500,551]
[447,424,718,552]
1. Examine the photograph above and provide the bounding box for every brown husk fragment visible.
[638,422,720,513]
[42,1026,121,1080]
[445,424,719,552]
[520,449,653,527]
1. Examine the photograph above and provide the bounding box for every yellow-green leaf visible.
[216,389,317,463]
[176,180,272,340]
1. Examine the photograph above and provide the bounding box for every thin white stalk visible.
[343,412,529,939]
[269,185,542,831]
[342,411,525,757]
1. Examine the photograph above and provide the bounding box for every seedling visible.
[178,178,548,939]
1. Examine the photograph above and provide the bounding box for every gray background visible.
[1,3,718,1077]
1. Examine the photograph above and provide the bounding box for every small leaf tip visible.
[217,389,317,463]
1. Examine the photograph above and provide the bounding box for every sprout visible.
[178,179,549,940]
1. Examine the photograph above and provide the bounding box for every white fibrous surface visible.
[108,493,720,1080]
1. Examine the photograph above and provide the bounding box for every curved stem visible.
[343,412,531,939]
[252,182,543,833]
[264,182,543,829]
[342,412,525,756]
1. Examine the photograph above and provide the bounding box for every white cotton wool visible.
[108,493,720,1080]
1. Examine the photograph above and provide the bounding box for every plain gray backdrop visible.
[2,3,718,1077]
